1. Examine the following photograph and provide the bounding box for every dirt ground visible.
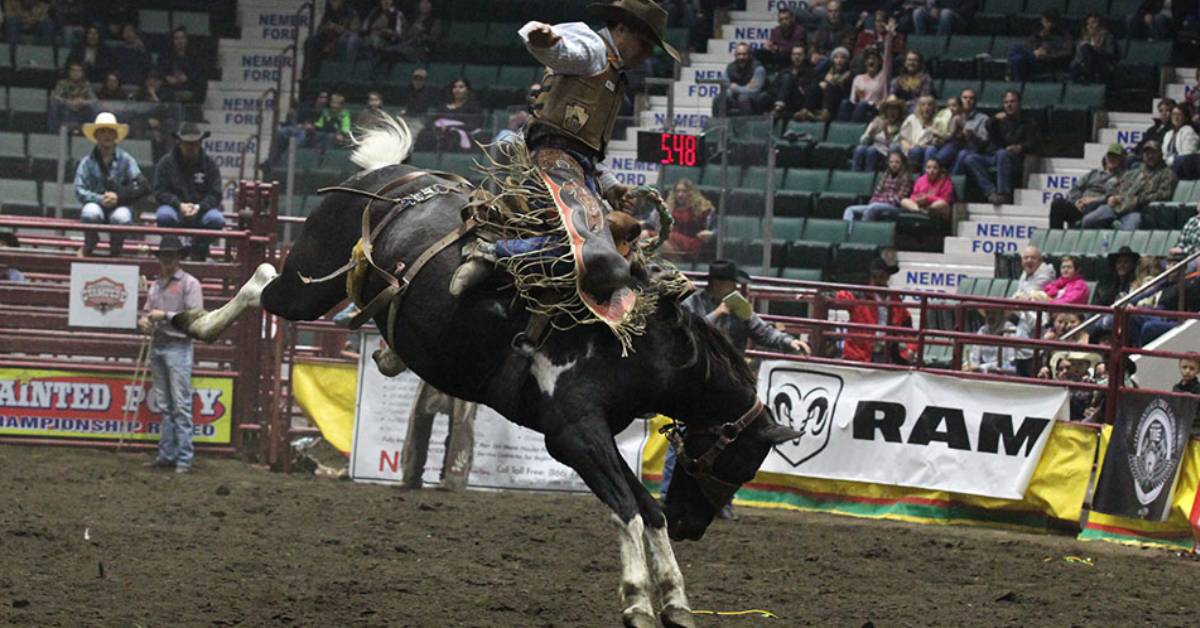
[1,446,1198,628]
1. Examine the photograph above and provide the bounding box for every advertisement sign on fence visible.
[69,263,139,329]
[1092,393,1197,521]
[0,368,234,443]
[756,361,1066,499]
[350,334,646,491]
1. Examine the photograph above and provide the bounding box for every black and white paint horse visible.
[181,115,799,628]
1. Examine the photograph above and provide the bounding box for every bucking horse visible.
[178,115,800,628]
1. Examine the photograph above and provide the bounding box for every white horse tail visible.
[350,113,414,172]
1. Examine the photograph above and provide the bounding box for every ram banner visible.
[756,361,1067,499]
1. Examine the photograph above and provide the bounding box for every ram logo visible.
[766,368,842,468]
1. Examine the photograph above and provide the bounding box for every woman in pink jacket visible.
[1042,255,1090,304]
[900,158,954,221]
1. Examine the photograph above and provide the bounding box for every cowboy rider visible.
[448,0,681,296]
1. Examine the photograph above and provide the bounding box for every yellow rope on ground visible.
[690,609,779,619]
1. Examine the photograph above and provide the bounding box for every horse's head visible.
[654,295,802,540]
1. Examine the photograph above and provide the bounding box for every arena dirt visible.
[1,446,1197,627]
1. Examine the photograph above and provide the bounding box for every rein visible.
[660,399,765,508]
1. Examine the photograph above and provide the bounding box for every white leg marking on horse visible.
[188,263,277,341]
[611,514,654,620]
[530,353,575,398]
[644,523,691,614]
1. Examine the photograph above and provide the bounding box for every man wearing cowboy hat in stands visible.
[140,235,204,474]
[449,0,681,296]
[154,122,225,261]
[75,112,150,257]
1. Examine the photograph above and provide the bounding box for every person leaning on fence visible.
[154,123,225,261]
[140,235,204,474]
[75,112,150,258]
[1173,355,1200,434]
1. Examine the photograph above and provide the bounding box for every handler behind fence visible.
[400,380,478,490]
[139,235,204,474]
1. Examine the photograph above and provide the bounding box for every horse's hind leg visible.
[543,425,656,628]
[621,463,695,628]
[176,263,278,341]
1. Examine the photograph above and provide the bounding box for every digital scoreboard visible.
[636,131,707,168]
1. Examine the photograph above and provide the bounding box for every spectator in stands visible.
[929,95,964,170]
[816,47,853,121]
[1164,103,1200,180]
[899,95,937,168]
[773,44,821,121]
[1041,310,1087,344]
[962,309,1022,375]
[889,51,932,111]
[397,0,442,62]
[112,23,151,86]
[95,72,126,101]
[1006,10,1072,82]
[53,0,87,45]
[96,2,136,40]
[3,0,54,44]
[950,89,988,175]
[159,27,204,103]
[899,157,954,220]
[835,257,915,364]
[962,90,1038,205]
[719,43,768,116]
[1012,245,1055,300]
[843,149,912,227]
[913,0,977,35]
[1080,140,1176,229]
[853,9,904,65]
[307,0,361,77]
[48,61,96,133]
[139,235,203,475]
[1093,246,1140,306]
[1042,255,1090,304]
[755,7,805,70]
[154,123,225,261]
[361,0,407,64]
[1172,356,1200,433]
[1125,0,1173,40]
[65,25,111,83]
[436,77,482,118]
[265,91,327,166]
[1133,98,1176,167]
[313,91,353,150]
[355,90,386,128]
[0,232,26,282]
[417,78,482,153]
[852,95,905,171]
[135,70,168,104]
[664,178,715,259]
[839,47,891,123]
[810,2,856,62]
[1050,143,1127,228]
[1069,13,1117,84]
[1170,204,1200,260]
[75,112,148,257]
[399,67,439,116]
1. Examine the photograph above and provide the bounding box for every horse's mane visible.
[665,294,757,389]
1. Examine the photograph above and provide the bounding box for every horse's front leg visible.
[543,424,656,628]
[620,461,696,628]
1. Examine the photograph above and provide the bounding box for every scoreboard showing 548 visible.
[636,131,707,168]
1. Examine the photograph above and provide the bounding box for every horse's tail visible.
[350,113,414,172]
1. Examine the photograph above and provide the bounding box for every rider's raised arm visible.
[518,21,608,77]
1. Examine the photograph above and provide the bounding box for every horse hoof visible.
[372,348,407,376]
[623,609,657,628]
[660,606,697,628]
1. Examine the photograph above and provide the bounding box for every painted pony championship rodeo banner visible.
[350,333,646,491]
[756,361,1066,500]
[0,368,234,443]
[1091,393,1197,521]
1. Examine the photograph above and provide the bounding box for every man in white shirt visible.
[449,0,680,297]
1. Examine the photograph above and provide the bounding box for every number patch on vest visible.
[564,104,590,133]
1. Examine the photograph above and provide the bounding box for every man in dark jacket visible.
[961,89,1038,205]
[1049,143,1126,228]
[154,123,225,261]
[810,1,857,60]
[754,7,806,70]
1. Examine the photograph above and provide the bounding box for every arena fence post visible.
[53,123,68,219]
[1104,307,1128,425]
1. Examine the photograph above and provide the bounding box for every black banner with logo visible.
[1092,393,1198,521]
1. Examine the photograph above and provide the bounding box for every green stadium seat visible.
[447,21,489,42]
[0,132,24,159]
[1021,82,1063,109]
[816,170,875,218]
[317,61,354,83]
[1041,229,1064,254]
[700,164,736,187]
[975,0,1024,34]
[721,215,762,244]
[847,221,895,247]
[8,87,46,113]
[1027,227,1048,250]
[26,132,64,164]
[1061,83,1105,109]
[1128,230,1151,254]
[497,65,539,90]
[1066,0,1107,16]
[980,80,1021,108]
[0,178,40,212]
[292,148,323,172]
[40,181,82,212]
[770,217,806,242]
[800,218,849,244]
[1121,40,1172,66]
[1074,229,1100,256]
[140,9,171,34]
[1057,229,1081,255]
[462,64,499,90]
[956,277,979,295]
[812,123,863,167]
[1146,180,1195,229]
[426,62,464,86]
[408,152,439,170]
[440,153,481,182]
[784,120,825,141]
[740,166,784,190]
[784,168,829,193]
[905,35,947,61]
[173,12,211,35]
[658,165,695,189]
[775,190,812,217]
[939,79,980,99]
[486,23,523,46]
[780,267,822,281]
[14,45,54,70]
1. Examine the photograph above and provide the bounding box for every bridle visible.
[660,399,765,509]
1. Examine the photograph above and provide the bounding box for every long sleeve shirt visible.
[899,113,935,148]
[961,111,991,152]
[518,21,618,77]
[153,148,222,210]
[986,112,1039,154]
[681,289,796,355]
[965,321,1021,374]
[911,174,954,204]
[1012,262,1056,296]
[1066,167,1121,203]
[1162,125,1199,166]
[1179,215,1200,254]
[74,147,143,205]
[1043,275,1090,304]
[870,170,913,205]
[143,269,203,342]
[726,61,766,95]
[1111,161,1177,213]
[768,22,806,52]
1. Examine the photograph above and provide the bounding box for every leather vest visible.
[527,46,624,157]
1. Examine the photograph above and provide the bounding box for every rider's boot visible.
[448,239,497,297]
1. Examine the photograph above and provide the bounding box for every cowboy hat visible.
[1107,245,1139,264]
[587,0,681,63]
[706,259,751,284]
[173,122,211,143]
[82,112,129,143]
[155,235,188,256]
[878,95,906,115]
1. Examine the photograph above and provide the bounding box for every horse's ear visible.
[757,419,803,444]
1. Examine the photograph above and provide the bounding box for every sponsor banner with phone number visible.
[0,368,233,444]
[755,361,1067,500]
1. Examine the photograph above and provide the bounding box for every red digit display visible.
[660,134,673,165]
[639,131,703,168]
